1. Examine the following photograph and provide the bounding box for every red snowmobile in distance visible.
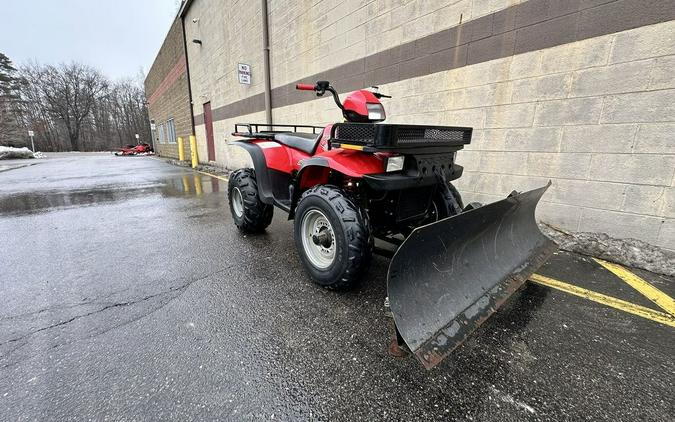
[114,143,154,156]
[228,80,556,369]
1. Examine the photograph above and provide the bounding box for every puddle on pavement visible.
[164,174,221,197]
[0,174,222,216]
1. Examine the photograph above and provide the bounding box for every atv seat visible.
[274,132,320,154]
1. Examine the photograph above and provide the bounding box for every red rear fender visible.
[253,140,308,173]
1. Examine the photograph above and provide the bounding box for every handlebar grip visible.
[296,83,316,91]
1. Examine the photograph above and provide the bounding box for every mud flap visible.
[387,183,557,369]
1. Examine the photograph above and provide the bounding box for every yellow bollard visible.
[189,135,198,168]
[178,137,185,161]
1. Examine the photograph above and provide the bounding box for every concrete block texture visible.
[485,103,536,128]
[657,219,675,250]
[512,73,573,102]
[471,172,549,196]
[570,60,653,97]
[477,151,529,175]
[527,153,592,180]
[503,127,562,152]
[609,19,675,64]
[589,154,675,186]
[601,89,675,123]
[145,19,193,159]
[633,124,675,155]
[540,36,611,73]
[579,208,663,244]
[622,185,666,216]
[663,188,675,219]
[546,179,626,210]
[560,124,638,153]
[534,97,604,126]
[649,56,675,90]
[536,201,582,231]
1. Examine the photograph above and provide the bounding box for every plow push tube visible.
[387,183,556,369]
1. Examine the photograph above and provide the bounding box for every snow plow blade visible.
[387,183,556,369]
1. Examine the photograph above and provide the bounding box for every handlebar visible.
[295,83,316,91]
[296,81,344,111]
[295,81,391,113]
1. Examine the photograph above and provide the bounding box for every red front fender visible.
[305,148,385,178]
[289,149,385,219]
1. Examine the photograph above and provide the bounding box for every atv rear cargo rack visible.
[330,123,472,153]
[233,123,324,140]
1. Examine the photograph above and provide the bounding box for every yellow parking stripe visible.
[593,258,675,316]
[196,169,228,182]
[529,274,675,328]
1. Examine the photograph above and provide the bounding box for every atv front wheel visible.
[294,186,372,290]
[228,168,273,233]
[419,182,464,226]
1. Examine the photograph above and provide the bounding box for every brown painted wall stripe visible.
[147,55,187,106]
[195,0,675,125]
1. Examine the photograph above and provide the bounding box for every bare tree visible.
[6,54,152,152]
[39,62,108,150]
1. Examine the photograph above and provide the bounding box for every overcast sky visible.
[0,0,180,81]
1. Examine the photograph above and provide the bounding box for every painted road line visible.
[593,258,675,316]
[529,274,675,328]
[196,169,228,182]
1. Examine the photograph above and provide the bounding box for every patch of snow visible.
[0,146,35,159]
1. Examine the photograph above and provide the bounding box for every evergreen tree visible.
[0,52,27,147]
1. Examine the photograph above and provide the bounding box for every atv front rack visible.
[233,123,324,140]
[331,123,472,153]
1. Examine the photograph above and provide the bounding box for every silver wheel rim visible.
[300,209,336,269]
[232,187,244,217]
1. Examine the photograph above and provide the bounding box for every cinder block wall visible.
[183,0,265,166]
[183,0,675,251]
[145,18,194,159]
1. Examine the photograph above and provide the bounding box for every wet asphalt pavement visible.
[1,153,673,421]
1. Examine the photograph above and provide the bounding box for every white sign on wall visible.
[238,63,251,85]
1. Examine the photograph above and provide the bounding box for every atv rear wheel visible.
[228,168,274,233]
[294,185,372,290]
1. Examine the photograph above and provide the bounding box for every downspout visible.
[181,17,196,134]
[261,0,273,125]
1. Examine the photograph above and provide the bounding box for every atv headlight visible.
[367,103,386,121]
[386,155,404,172]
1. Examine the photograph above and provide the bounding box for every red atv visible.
[114,143,154,156]
[229,81,555,368]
